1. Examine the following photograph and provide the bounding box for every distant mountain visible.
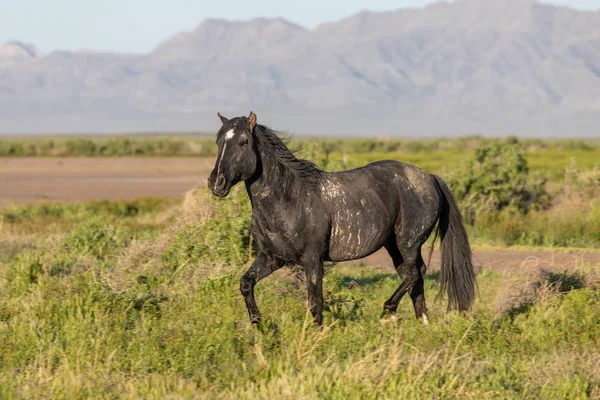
[0,42,42,64]
[1,0,599,136]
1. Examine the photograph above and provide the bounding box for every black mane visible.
[253,124,323,186]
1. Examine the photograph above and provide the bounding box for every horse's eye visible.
[238,137,248,147]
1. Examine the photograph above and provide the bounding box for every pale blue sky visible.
[1,0,598,53]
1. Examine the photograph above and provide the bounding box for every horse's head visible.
[208,111,259,197]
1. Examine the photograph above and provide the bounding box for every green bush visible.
[448,139,550,223]
[65,138,98,156]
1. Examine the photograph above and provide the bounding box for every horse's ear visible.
[248,111,257,132]
[217,112,229,125]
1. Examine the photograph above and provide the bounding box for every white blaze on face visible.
[217,129,235,180]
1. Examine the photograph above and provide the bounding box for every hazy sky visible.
[1,0,598,53]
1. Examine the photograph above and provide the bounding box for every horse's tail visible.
[430,175,477,312]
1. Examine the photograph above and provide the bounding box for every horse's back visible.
[326,160,439,205]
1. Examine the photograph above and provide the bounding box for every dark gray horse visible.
[208,112,476,326]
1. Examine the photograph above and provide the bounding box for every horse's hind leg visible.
[381,241,415,316]
[409,253,429,324]
[382,241,427,322]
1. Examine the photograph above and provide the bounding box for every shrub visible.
[448,139,550,223]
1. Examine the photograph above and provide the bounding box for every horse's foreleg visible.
[303,258,324,326]
[240,252,283,324]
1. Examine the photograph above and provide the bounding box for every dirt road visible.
[351,248,600,273]
[0,157,214,205]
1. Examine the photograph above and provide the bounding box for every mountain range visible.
[1,0,599,136]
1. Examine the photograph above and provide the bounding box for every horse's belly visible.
[327,216,390,262]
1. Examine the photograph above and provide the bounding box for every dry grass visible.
[494,252,599,317]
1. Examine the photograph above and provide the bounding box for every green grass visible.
[0,137,217,157]
[526,150,600,181]
[1,189,599,398]
[0,197,178,235]
[468,204,600,248]
[297,139,600,185]
[312,148,600,181]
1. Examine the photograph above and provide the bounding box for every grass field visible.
[1,136,599,398]
[0,189,599,399]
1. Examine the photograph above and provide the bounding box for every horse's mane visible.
[253,124,323,187]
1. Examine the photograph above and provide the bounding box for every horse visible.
[208,112,476,326]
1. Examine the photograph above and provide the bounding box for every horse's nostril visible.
[216,176,226,189]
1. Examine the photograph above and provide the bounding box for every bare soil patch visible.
[350,248,600,274]
[0,157,214,205]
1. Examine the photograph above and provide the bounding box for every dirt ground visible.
[352,248,600,274]
[0,157,214,205]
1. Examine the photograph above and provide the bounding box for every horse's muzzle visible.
[211,187,231,197]
[208,174,231,197]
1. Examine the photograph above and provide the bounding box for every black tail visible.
[431,175,477,312]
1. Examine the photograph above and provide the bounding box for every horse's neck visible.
[245,152,298,207]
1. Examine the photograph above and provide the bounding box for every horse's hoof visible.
[250,317,261,325]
